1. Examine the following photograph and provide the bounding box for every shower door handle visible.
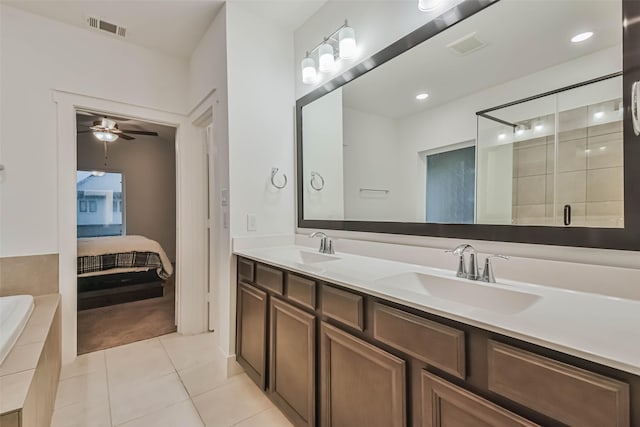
[563,204,571,226]
[633,81,640,136]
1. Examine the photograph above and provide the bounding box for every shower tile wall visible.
[512,120,623,227]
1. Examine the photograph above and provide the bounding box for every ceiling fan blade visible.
[119,130,159,136]
[119,134,135,141]
[77,130,92,134]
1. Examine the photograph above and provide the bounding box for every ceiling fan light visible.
[93,131,119,142]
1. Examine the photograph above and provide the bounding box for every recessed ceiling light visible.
[498,132,507,140]
[600,146,607,151]
[534,124,544,132]
[571,31,593,43]
[416,93,429,101]
[593,111,605,120]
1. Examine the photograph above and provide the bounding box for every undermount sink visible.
[269,248,341,268]
[291,250,341,265]
[373,272,540,315]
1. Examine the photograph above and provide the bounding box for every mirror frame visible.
[296,0,640,250]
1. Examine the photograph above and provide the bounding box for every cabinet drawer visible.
[287,274,316,310]
[238,258,255,283]
[421,371,538,427]
[255,264,284,295]
[488,340,630,427]
[321,285,364,331]
[373,303,465,379]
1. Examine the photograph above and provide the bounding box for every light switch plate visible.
[247,214,257,231]
[221,189,229,206]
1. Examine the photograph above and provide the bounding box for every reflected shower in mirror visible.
[300,0,623,228]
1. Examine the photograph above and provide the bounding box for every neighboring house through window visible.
[76,171,125,237]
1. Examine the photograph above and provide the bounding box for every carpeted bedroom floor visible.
[77,276,177,355]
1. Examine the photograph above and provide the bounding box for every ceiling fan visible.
[77,116,159,142]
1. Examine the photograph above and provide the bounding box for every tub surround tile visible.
[0,370,34,414]
[0,254,58,297]
[0,343,42,377]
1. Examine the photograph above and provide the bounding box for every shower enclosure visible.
[476,74,624,228]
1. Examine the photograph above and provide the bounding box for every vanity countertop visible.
[234,245,640,376]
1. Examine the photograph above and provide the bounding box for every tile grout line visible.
[158,335,208,427]
[229,407,275,427]
[104,350,115,427]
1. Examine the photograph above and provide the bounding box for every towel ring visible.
[310,171,325,191]
[270,167,287,189]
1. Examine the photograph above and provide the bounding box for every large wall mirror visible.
[297,0,640,250]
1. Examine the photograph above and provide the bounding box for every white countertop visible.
[234,245,640,376]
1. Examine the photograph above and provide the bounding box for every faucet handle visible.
[446,249,467,278]
[481,255,509,283]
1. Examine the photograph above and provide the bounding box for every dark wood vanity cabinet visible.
[320,322,406,427]
[236,281,268,389]
[421,371,538,427]
[236,257,637,427]
[270,298,316,427]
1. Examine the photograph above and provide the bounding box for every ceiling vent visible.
[447,32,486,56]
[86,16,126,38]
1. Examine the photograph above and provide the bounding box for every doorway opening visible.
[75,110,178,354]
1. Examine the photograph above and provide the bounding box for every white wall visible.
[342,107,410,221]
[191,3,297,358]
[303,89,345,220]
[188,5,233,357]
[226,2,295,239]
[0,4,189,257]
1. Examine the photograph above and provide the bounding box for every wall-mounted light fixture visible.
[301,20,357,85]
[418,0,442,12]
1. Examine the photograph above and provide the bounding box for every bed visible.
[77,235,174,310]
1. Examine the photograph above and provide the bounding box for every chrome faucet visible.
[309,232,334,254]
[446,244,480,280]
[480,255,509,283]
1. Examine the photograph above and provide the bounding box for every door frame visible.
[53,90,208,363]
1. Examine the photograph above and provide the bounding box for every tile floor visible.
[51,333,292,427]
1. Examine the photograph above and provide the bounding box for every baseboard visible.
[226,353,244,377]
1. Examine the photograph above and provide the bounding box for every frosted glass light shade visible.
[301,56,317,84]
[338,26,357,59]
[318,42,335,73]
[93,131,119,142]
[418,0,442,11]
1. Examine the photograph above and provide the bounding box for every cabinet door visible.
[270,298,316,427]
[320,322,406,427]
[237,282,268,389]
[421,371,538,427]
